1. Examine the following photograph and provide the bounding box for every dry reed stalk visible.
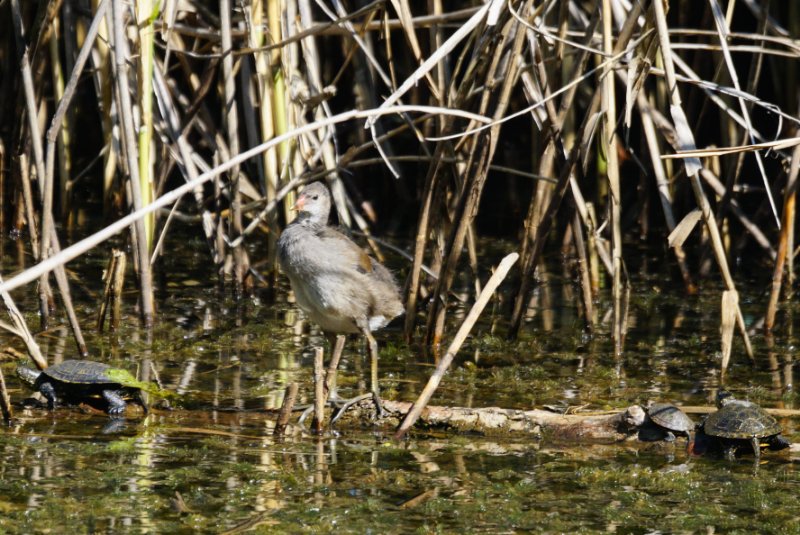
[508,0,643,339]
[720,289,737,375]
[111,0,155,326]
[571,208,593,330]
[787,4,799,296]
[708,0,778,229]
[395,253,518,440]
[652,0,753,360]
[11,0,88,354]
[0,367,11,423]
[267,0,295,226]
[150,65,222,265]
[637,91,696,293]
[10,0,54,328]
[17,155,52,322]
[47,14,72,219]
[639,98,776,257]
[109,249,126,331]
[273,382,299,438]
[88,0,119,216]
[509,119,593,338]
[426,5,531,351]
[96,249,118,331]
[765,145,800,332]
[602,0,624,356]
[713,0,771,237]
[0,274,48,370]
[323,335,346,405]
[136,0,156,250]
[220,0,250,296]
[245,0,279,278]
[312,346,325,434]
[97,249,126,332]
[465,224,481,297]
[403,144,444,340]
[428,0,447,109]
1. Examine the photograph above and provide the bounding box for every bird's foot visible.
[295,395,349,427]
[371,391,386,420]
[325,393,348,408]
[330,393,374,425]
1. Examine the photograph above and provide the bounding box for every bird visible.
[277,181,403,415]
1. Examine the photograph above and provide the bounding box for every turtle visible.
[643,402,694,444]
[702,390,790,460]
[16,360,149,416]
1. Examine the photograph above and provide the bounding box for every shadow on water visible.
[2,234,800,533]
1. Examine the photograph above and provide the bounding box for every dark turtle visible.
[702,391,789,460]
[644,402,694,443]
[16,360,148,416]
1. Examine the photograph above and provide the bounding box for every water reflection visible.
[2,408,800,532]
[1,238,800,532]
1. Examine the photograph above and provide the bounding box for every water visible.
[1,232,799,533]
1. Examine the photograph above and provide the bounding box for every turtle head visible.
[16,365,41,387]
[716,390,735,408]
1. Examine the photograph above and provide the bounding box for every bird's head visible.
[292,182,332,224]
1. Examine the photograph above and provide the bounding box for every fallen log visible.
[338,399,647,442]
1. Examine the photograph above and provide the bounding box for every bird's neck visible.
[297,211,329,226]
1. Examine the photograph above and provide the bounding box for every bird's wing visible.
[313,226,374,274]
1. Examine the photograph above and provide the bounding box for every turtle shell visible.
[647,403,694,433]
[42,360,120,385]
[704,399,781,439]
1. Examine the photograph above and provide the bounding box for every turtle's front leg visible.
[102,390,128,416]
[39,381,59,410]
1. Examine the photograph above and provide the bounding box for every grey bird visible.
[277,182,403,415]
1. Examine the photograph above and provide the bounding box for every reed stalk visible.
[765,145,800,332]
[47,14,72,218]
[652,0,753,360]
[137,0,157,250]
[602,0,624,356]
[111,0,154,326]
[266,0,293,224]
[220,0,249,295]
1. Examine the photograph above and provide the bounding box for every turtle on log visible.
[641,402,694,445]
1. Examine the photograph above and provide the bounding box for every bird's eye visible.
[312,195,319,200]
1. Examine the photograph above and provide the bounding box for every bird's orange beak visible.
[291,194,306,212]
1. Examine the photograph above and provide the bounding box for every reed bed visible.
[0,0,797,373]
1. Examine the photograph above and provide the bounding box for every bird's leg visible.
[363,328,385,419]
[328,326,385,425]
[323,334,346,404]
